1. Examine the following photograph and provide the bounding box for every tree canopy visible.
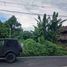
[33,12,67,43]
[0,15,23,39]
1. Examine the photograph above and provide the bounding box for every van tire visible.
[5,52,16,63]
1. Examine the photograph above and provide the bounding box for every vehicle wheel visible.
[5,53,16,63]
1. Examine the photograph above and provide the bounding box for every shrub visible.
[22,39,66,56]
[44,41,67,56]
[44,41,57,55]
[57,47,67,56]
[22,39,48,56]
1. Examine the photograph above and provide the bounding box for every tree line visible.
[22,12,66,43]
[0,12,66,43]
[22,12,67,56]
[0,12,67,56]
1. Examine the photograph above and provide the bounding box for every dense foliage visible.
[22,39,66,56]
[0,12,67,56]
[33,12,66,43]
[22,31,33,40]
[0,16,23,39]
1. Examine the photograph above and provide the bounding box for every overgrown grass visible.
[20,39,67,56]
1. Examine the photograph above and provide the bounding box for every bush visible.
[23,39,39,56]
[55,46,64,55]
[44,41,57,55]
[22,39,66,56]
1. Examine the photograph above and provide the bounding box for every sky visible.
[0,0,67,31]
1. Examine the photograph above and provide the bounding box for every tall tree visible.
[48,12,66,42]
[34,12,66,43]
[5,15,23,39]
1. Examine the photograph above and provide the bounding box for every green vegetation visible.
[0,15,23,40]
[22,39,66,56]
[21,12,67,56]
[0,12,67,56]
[33,12,66,43]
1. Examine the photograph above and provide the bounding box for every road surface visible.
[0,56,67,67]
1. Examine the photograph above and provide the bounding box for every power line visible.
[0,1,67,18]
[0,1,49,15]
[0,1,51,14]
[0,9,67,17]
[0,1,50,8]
[0,9,42,15]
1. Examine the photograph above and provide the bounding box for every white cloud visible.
[15,14,37,30]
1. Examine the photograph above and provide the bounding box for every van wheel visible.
[5,53,16,63]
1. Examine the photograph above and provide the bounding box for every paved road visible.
[0,56,67,67]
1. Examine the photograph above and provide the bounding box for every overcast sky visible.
[0,0,67,31]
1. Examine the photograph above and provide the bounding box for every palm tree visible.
[34,12,67,43]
